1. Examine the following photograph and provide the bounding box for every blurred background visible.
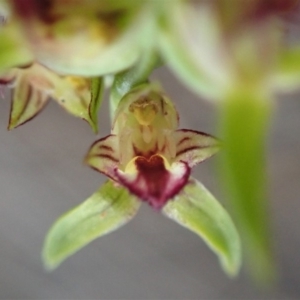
[0,67,299,299]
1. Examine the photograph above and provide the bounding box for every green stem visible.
[218,87,276,284]
[110,51,162,120]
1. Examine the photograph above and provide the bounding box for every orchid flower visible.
[0,63,103,131]
[8,0,157,76]
[43,84,241,276]
[0,5,104,131]
[85,84,220,209]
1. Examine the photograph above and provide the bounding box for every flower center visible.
[124,154,171,174]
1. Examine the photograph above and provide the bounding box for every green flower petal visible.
[163,178,241,276]
[174,129,220,166]
[5,64,99,130]
[8,73,49,130]
[5,64,55,130]
[42,180,140,270]
[51,76,91,126]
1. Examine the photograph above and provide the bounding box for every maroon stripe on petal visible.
[85,134,120,181]
[18,84,32,120]
[95,154,119,163]
[14,101,49,129]
[9,86,50,130]
[89,165,118,182]
[89,135,117,148]
[9,83,32,129]
[99,145,113,151]
[88,135,119,163]
[177,136,191,147]
[176,145,209,157]
[18,63,34,69]
[177,128,213,137]
[174,129,220,166]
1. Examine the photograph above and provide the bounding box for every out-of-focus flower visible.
[0,10,33,73]
[85,84,220,209]
[0,0,10,22]
[159,0,300,282]
[159,0,299,99]
[9,0,157,76]
[0,63,102,130]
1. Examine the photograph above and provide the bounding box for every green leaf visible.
[218,87,275,283]
[89,77,104,133]
[42,180,141,270]
[163,178,241,276]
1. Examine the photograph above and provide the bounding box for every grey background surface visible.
[0,67,300,299]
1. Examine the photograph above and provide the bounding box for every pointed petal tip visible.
[82,115,98,134]
[8,114,38,131]
[83,154,90,166]
[42,254,60,272]
[7,123,14,131]
[7,119,25,130]
[163,178,241,277]
[83,152,98,170]
[220,254,241,278]
[42,231,67,272]
[90,123,99,134]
